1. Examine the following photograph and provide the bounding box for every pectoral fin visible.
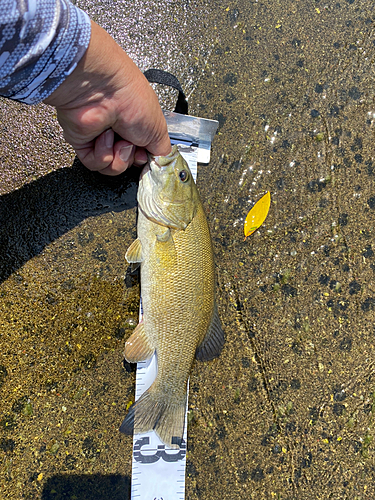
[196,303,225,361]
[125,238,143,265]
[124,320,155,363]
[156,228,172,242]
[154,229,177,267]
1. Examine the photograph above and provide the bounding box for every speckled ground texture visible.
[1,0,375,498]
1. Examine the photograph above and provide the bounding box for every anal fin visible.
[124,320,154,363]
[196,303,225,361]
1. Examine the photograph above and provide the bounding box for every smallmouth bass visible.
[120,145,224,448]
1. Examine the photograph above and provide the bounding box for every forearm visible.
[44,21,144,113]
[0,0,91,104]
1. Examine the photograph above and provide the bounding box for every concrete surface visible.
[1,0,375,498]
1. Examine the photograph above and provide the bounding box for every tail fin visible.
[119,386,186,449]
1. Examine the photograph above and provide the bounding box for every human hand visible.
[44,21,171,175]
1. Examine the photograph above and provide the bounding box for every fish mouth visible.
[148,160,166,180]
[141,144,180,179]
[148,145,180,172]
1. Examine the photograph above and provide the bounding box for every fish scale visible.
[145,207,214,389]
[139,205,214,397]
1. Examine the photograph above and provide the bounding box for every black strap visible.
[144,69,188,115]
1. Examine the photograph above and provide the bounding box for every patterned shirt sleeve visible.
[0,0,91,104]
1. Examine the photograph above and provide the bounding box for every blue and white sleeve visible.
[0,0,91,104]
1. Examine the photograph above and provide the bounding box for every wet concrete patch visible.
[2,0,375,498]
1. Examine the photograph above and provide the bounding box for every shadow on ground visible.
[0,161,139,283]
[41,473,130,500]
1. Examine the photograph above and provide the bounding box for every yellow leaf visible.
[244,191,271,239]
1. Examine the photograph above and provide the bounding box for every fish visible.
[119,144,224,448]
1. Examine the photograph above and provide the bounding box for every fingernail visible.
[105,129,113,148]
[120,144,134,162]
[134,149,148,165]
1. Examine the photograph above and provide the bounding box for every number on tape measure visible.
[133,437,186,464]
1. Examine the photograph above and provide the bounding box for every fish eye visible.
[179,170,188,182]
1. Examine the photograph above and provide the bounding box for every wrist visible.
[44,21,139,109]
[43,19,171,162]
